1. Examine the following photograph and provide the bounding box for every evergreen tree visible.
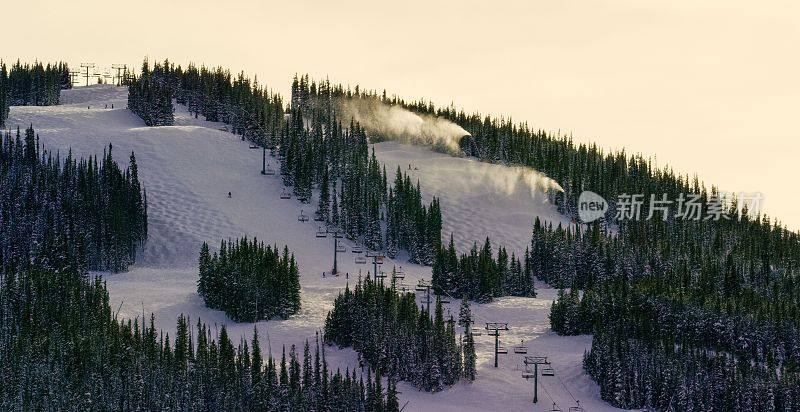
[457,297,477,381]
[317,164,331,221]
[0,62,8,127]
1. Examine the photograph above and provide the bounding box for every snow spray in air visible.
[334,96,562,201]
[469,161,564,201]
[335,97,470,156]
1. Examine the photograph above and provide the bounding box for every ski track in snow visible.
[7,85,619,412]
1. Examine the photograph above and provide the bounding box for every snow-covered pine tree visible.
[316,165,330,221]
[0,63,8,127]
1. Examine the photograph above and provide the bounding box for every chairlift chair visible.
[249,144,259,149]
[497,346,508,355]
[514,340,528,354]
[541,366,555,376]
[313,214,325,222]
[375,256,384,265]
[280,188,291,199]
[355,256,367,264]
[522,371,535,379]
[264,166,276,175]
[298,211,309,222]
[336,245,346,253]
[316,227,328,238]
[470,330,482,336]
[549,403,562,412]
[365,251,379,257]
[567,401,584,412]
[352,245,364,253]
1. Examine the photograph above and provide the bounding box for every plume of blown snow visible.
[334,96,562,198]
[335,97,469,156]
[475,161,565,199]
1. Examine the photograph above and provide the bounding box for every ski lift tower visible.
[80,63,95,87]
[112,64,127,86]
[329,228,344,276]
[365,250,385,283]
[415,279,433,314]
[485,322,510,367]
[375,270,387,284]
[261,144,267,174]
[391,266,405,283]
[522,355,551,404]
[69,70,81,86]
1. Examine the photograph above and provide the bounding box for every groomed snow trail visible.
[7,85,618,412]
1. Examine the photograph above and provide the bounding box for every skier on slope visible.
[228,192,232,198]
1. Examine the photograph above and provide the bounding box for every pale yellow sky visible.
[5,0,799,229]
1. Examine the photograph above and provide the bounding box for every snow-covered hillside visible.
[374,142,570,257]
[7,85,617,412]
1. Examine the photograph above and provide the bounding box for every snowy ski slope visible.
[6,85,618,412]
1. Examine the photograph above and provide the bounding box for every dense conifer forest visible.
[540,210,800,408]
[0,60,71,126]
[176,63,285,143]
[127,59,175,126]
[582,289,800,410]
[0,126,148,272]
[197,238,301,322]
[324,277,474,392]
[129,59,285,145]
[432,235,535,302]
